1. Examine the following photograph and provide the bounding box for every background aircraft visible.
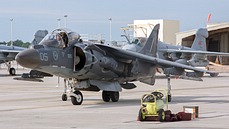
[0,45,25,75]
[16,24,215,105]
[122,28,229,77]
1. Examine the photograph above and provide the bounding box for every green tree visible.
[4,40,31,48]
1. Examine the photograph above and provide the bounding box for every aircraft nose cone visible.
[16,49,40,69]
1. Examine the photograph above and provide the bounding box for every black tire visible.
[71,91,83,105]
[9,68,16,75]
[210,73,219,77]
[158,109,165,122]
[168,94,172,102]
[110,91,119,102]
[62,94,67,101]
[102,91,110,102]
[138,109,144,121]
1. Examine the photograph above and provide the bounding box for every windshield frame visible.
[39,33,65,48]
[39,28,81,48]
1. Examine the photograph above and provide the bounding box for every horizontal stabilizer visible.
[158,49,229,56]
[179,75,203,81]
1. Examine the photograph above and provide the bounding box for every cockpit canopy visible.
[39,28,81,48]
[129,37,147,47]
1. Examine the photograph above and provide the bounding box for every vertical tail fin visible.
[139,24,160,57]
[191,28,208,51]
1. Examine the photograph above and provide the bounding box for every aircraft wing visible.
[159,49,229,56]
[0,48,24,62]
[92,44,214,74]
[0,49,22,53]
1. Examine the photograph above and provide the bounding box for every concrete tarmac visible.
[0,69,229,129]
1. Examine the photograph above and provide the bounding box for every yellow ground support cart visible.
[138,89,168,122]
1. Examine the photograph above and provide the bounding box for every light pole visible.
[64,15,68,27]
[109,18,112,42]
[57,18,61,28]
[10,19,13,46]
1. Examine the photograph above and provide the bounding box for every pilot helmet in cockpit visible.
[59,32,68,48]
[39,28,81,48]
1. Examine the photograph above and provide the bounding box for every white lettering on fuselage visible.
[40,53,48,61]
[68,54,72,58]
[62,52,65,57]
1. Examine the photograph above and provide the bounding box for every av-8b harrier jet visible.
[123,28,229,77]
[16,24,215,105]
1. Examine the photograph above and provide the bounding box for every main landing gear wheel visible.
[110,92,119,102]
[102,91,119,102]
[9,68,16,75]
[102,91,110,102]
[70,91,83,105]
[210,73,219,77]
[62,94,68,101]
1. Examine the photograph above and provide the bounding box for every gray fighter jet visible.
[123,28,229,77]
[16,24,215,105]
[0,45,25,75]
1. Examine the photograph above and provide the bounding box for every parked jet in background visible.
[123,28,229,77]
[0,45,25,75]
[16,24,215,105]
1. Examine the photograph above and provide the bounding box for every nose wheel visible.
[61,91,83,105]
[62,94,68,101]
[70,91,83,105]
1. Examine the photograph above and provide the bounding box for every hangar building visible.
[176,23,229,64]
[123,20,229,65]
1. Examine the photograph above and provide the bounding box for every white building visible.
[132,19,180,45]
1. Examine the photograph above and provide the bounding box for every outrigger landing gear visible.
[102,91,119,102]
[166,74,172,102]
[9,68,16,75]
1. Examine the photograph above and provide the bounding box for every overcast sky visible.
[0,0,228,42]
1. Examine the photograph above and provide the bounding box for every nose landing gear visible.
[61,79,84,105]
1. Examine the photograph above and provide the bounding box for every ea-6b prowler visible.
[16,24,215,105]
